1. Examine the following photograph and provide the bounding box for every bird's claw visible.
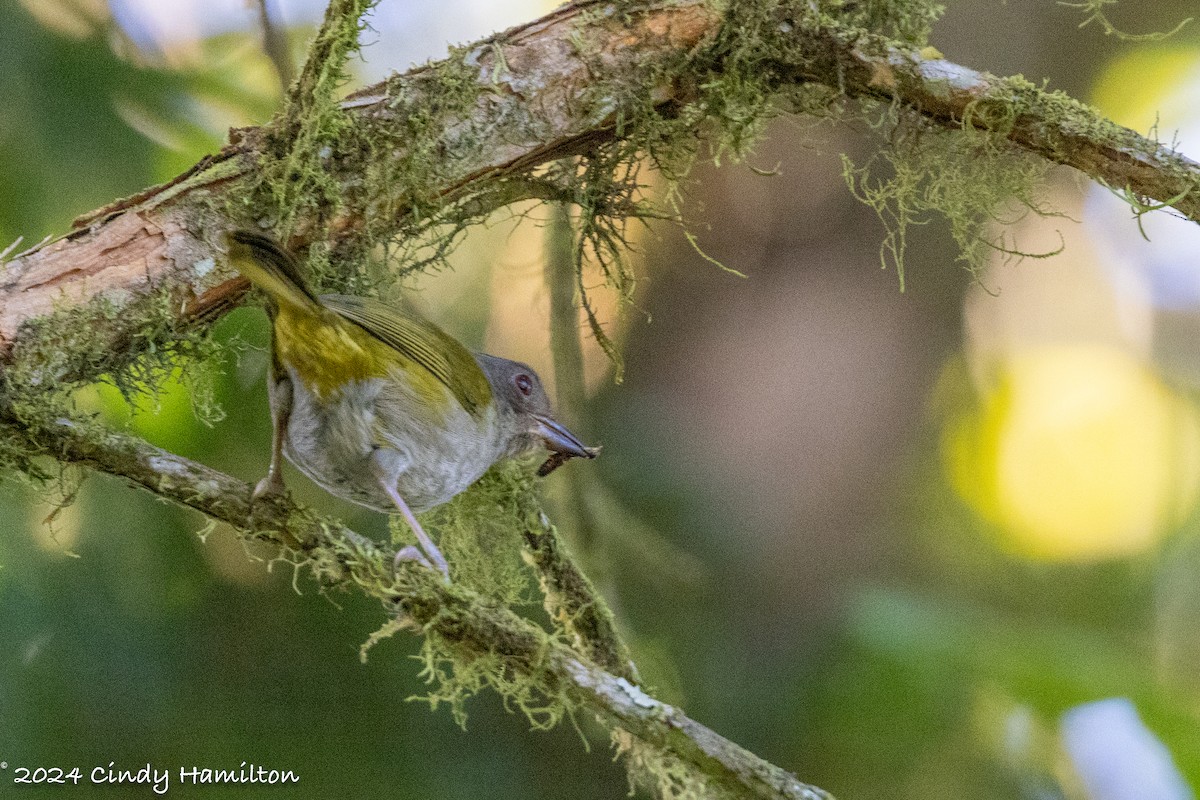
[252,473,287,502]
[394,545,451,583]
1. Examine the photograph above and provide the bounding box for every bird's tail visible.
[224,230,319,311]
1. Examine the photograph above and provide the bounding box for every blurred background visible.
[3,0,1200,797]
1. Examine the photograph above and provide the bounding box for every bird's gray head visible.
[475,353,595,462]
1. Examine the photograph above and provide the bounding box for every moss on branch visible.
[5,0,1200,386]
[0,409,828,800]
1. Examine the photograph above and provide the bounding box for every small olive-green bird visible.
[224,230,594,579]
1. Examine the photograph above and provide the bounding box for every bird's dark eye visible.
[515,374,533,396]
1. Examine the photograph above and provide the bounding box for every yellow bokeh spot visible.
[1090,45,1200,134]
[944,346,1200,561]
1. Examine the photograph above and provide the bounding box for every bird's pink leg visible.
[371,452,450,580]
[254,375,292,500]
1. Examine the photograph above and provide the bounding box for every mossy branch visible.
[2,410,829,800]
[5,0,1199,365]
[521,510,639,683]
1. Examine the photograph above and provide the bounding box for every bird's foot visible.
[252,472,287,502]
[393,545,450,583]
[371,451,451,583]
[394,545,434,572]
[421,541,451,583]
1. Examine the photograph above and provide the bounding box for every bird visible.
[223,230,595,579]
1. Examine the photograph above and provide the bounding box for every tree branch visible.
[522,512,638,682]
[5,411,828,800]
[807,31,1200,216]
[4,0,1197,369]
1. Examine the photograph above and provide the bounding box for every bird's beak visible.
[532,414,596,460]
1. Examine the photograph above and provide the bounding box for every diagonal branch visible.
[522,513,638,682]
[6,411,830,800]
[3,0,1198,373]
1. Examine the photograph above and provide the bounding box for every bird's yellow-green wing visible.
[320,294,492,415]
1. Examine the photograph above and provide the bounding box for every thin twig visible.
[535,197,641,684]
[549,200,589,419]
[254,0,295,91]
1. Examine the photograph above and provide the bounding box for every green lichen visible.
[541,0,948,373]
[561,153,652,384]
[2,291,219,412]
[821,0,944,46]
[258,0,379,240]
[249,33,501,297]
[411,460,538,607]
[358,53,487,241]
[0,288,225,489]
[1062,0,1191,41]
[412,623,573,732]
[842,109,1059,288]
[0,418,50,484]
[241,0,971,379]
[368,459,600,731]
[535,1,806,376]
[615,730,730,800]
